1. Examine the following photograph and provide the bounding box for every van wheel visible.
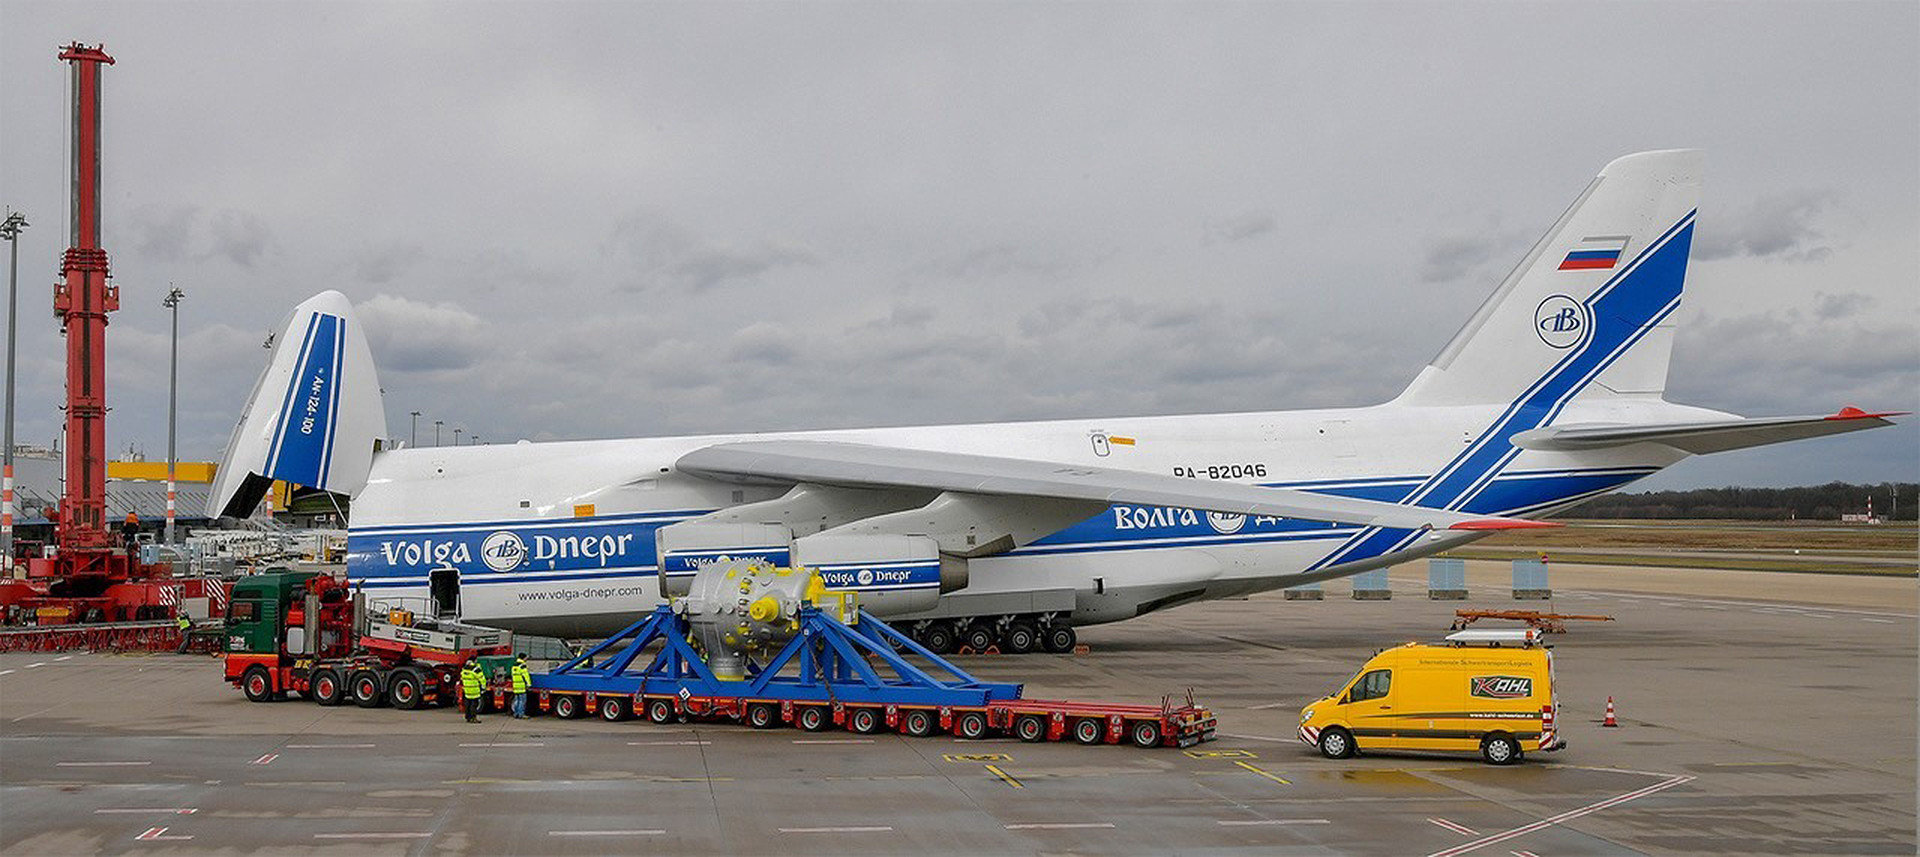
[1318,726,1355,759]
[1481,734,1522,765]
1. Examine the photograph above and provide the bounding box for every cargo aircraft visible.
[209,150,1898,651]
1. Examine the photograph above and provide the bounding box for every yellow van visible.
[1298,629,1562,765]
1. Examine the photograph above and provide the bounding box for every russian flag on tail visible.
[1559,235,1630,270]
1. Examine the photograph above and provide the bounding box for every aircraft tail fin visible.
[207,291,388,518]
[1396,150,1702,407]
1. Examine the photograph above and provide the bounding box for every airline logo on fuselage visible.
[366,526,641,573]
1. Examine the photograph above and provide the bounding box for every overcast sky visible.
[2,1,1914,491]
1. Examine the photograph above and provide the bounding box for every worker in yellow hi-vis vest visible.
[459,660,485,724]
[510,656,532,719]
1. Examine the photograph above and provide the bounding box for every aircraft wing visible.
[676,440,1554,532]
[1512,407,1904,455]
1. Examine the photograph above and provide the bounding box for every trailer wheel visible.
[388,669,424,710]
[922,623,958,655]
[599,696,630,722]
[241,666,276,702]
[795,706,831,732]
[746,703,779,729]
[1072,717,1104,745]
[311,669,345,706]
[962,623,997,653]
[1042,625,1077,654]
[1481,733,1522,766]
[1014,714,1048,742]
[1129,720,1163,748]
[552,695,582,719]
[847,708,882,734]
[955,711,990,740]
[1002,622,1039,655]
[901,709,936,737]
[345,671,384,707]
[1317,726,1355,759]
[646,698,676,724]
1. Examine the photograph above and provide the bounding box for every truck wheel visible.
[552,695,581,719]
[1014,714,1048,742]
[1130,720,1163,748]
[646,698,676,724]
[922,623,958,655]
[796,706,831,732]
[901,709,936,737]
[1042,625,1077,653]
[241,666,276,702]
[847,708,881,734]
[746,703,779,729]
[388,669,424,710]
[1002,622,1039,655]
[1318,726,1355,759]
[599,696,630,722]
[311,669,345,706]
[962,623,997,653]
[954,711,990,740]
[1072,717,1104,745]
[1481,734,1522,766]
[349,671,386,708]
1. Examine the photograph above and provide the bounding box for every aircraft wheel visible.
[922,623,958,655]
[1072,717,1105,745]
[962,623,997,653]
[311,669,345,706]
[1002,621,1039,655]
[901,709,937,737]
[241,666,276,702]
[1042,625,1077,653]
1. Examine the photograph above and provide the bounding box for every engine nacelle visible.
[793,533,942,617]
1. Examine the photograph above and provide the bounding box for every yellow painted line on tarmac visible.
[984,764,1024,789]
[1234,760,1290,784]
[943,753,1011,762]
[1185,749,1256,759]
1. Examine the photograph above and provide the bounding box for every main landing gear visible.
[904,614,1076,655]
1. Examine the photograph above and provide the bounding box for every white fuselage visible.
[345,395,1715,638]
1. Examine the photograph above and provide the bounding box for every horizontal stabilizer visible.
[1511,407,1904,455]
[677,440,1555,533]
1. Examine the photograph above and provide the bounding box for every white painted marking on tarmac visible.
[1246,701,1292,710]
[286,743,377,748]
[1425,774,1695,857]
[1428,817,1478,835]
[1005,823,1115,830]
[1511,850,1541,857]
[58,761,151,767]
[134,826,192,841]
[250,753,278,765]
[26,662,46,668]
[56,655,72,661]
[1862,618,1896,623]
[0,670,14,676]
[793,738,874,744]
[548,829,667,836]
[96,808,198,814]
[314,832,433,839]
[1219,732,1293,743]
[1217,818,1330,826]
[626,740,710,745]
[778,826,894,833]
[458,742,545,747]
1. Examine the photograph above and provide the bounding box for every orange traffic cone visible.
[1602,696,1619,727]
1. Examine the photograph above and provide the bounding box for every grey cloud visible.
[355,241,425,284]
[129,204,198,261]
[355,294,489,373]
[1203,212,1277,245]
[608,213,817,293]
[910,243,1084,282]
[1813,291,1874,320]
[203,209,274,268]
[1421,235,1502,283]
[1694,190,1838,262]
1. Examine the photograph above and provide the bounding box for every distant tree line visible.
[1580,482,1917,521]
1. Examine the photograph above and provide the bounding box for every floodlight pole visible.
[1,211,26,568]
[162,286,183,545]
[434,420,442,447]
[409,410,420,448]
[453,428,463,446]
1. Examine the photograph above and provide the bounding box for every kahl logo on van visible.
[1469,675,1532,699]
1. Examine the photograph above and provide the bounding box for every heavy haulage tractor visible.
[221,570,514,708]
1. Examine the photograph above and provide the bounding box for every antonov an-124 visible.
[209,150,1899,650]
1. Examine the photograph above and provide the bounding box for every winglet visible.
[1826,406,1908,421]
[1449,519,1562,531]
